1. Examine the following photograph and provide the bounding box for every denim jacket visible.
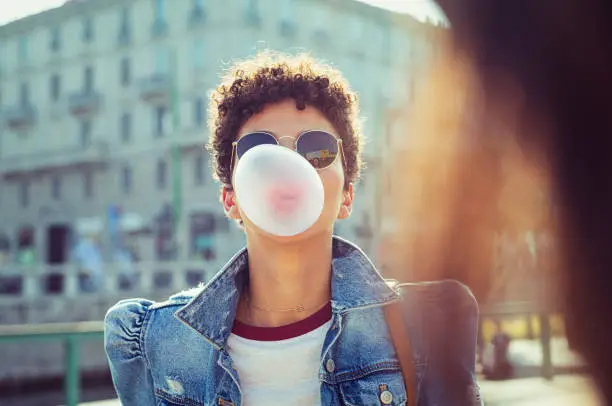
[105,237,482,406]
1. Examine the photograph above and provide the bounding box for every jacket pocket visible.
[337,366,407,406]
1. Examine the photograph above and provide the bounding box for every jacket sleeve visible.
[104,298,156,405]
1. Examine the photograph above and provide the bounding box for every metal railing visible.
[0,261,218,304]
[0,141,110,176]
[0,321,104,406]
[0,301,570,405]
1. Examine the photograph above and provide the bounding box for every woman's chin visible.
[244,219,330,243]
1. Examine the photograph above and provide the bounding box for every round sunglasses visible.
[230,130,346,172]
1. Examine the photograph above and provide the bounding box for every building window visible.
[152,0,167,36]
[50,27,61,52]
[80,120,92,148]
[311,6,329,42]
[154,105,167,137]
[119,7,131,42]
[194,154,205,185]
[155,47,170,74]
[83,17,94,42]
[16,226,36,266]
[193,97,204,126]
[84,66,94,92]
[192,39,204,68]
[154,0,165,21]
[50,74,61,102]
[120,57,131,86]
[84,172,93,199]
[51,176,62,200]
[245,0,260,24]
[350,15,363,45]
[157,159,167,189]
[19,181,29,208]
[155,203,176,261]
[190,212,216,260]
[19,82,30,106]
[121,165,132,194]
[18,36,28,64]
[188,0,205,26]
[0,233,10,261]
[281,0,295,20]
[120,112,132,143]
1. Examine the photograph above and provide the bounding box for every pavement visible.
[478,375,602,405]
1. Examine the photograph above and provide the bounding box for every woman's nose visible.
[277,136,296,149]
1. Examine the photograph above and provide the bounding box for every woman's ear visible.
[337,183,354,219]
[222,187,242,220]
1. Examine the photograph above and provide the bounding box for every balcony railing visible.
[68,91,103,116]
[0,141,110,177]
[0,321,104,406]
[0,261,215,304]
[2,104,37,130]
[166,127,208,151]
[0,304,571,406]
[139,74,171,103]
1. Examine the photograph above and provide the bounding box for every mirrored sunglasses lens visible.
[297,131,339,169]
[236,132,278,158]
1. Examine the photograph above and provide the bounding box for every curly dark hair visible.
[206,51,363,190]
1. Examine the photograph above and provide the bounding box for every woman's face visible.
[223,99,353,242]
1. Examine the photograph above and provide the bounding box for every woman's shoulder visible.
[104,286,206,359]
[106,285,205,322]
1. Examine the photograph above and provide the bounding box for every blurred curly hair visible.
[206,51,363,190]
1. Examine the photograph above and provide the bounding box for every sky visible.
[0,0,446,26]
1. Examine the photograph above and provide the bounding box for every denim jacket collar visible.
[174,236,399,349]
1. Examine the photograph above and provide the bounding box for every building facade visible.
[0,0,434,273]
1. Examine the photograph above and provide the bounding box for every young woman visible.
[105,52,480,406]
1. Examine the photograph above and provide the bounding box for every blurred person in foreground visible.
[388,0,612,403]
[105,52,481,406]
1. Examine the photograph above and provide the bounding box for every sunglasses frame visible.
[229,130,346,176]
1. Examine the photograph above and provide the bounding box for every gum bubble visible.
[234,144,324,237]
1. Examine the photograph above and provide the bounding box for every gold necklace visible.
[245,293,328,313]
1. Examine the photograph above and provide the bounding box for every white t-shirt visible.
[227,303,332,406]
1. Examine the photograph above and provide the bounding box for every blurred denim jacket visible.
[105,236,482,406]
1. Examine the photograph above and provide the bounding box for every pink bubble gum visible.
[266,185,304,215]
